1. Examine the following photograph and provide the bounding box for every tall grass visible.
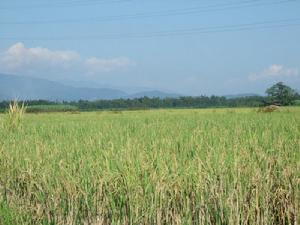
[0,108,299,224]
[4,101,26,131]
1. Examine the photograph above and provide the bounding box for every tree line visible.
[0,82,299,112]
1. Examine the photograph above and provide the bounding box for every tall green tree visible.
[266,82,297,106]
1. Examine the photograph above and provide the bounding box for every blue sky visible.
[0,0,300,95]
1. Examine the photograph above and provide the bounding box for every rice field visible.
[0,108,299,225]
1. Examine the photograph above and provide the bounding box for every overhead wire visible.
[0,0,133,10]
[0,0,298,25]
[0,18,299,40]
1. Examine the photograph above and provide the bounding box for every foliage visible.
[294,100,300,106]
[74,96,266,111]
[26,104,79,113]
[0,83,298,113]
[0,96,267,113]
[266,82,297,106]
[0,108,299,224]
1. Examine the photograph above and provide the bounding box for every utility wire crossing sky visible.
[0,0,299,95]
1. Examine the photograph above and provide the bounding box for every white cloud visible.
[0,42,135,78]
[249,64,299,81]
[0,42,80,71]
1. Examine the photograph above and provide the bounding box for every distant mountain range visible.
[0,74,180,100]
[0,74,261,101]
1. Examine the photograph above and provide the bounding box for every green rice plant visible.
[0,201,18,225]
[0,107,299,224]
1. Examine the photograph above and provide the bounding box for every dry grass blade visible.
[5,100,26,131]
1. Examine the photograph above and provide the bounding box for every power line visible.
[0,0,133,10]
[0,0,297,11]
[0,0,297,25]
[1,18,299,41]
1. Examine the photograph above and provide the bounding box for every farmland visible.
[0,108,299,224]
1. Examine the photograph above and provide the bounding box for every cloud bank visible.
[0,42,135,79]
[249,64,299,81]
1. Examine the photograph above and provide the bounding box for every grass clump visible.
[257,105,280,113]
[4,101,26,131]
